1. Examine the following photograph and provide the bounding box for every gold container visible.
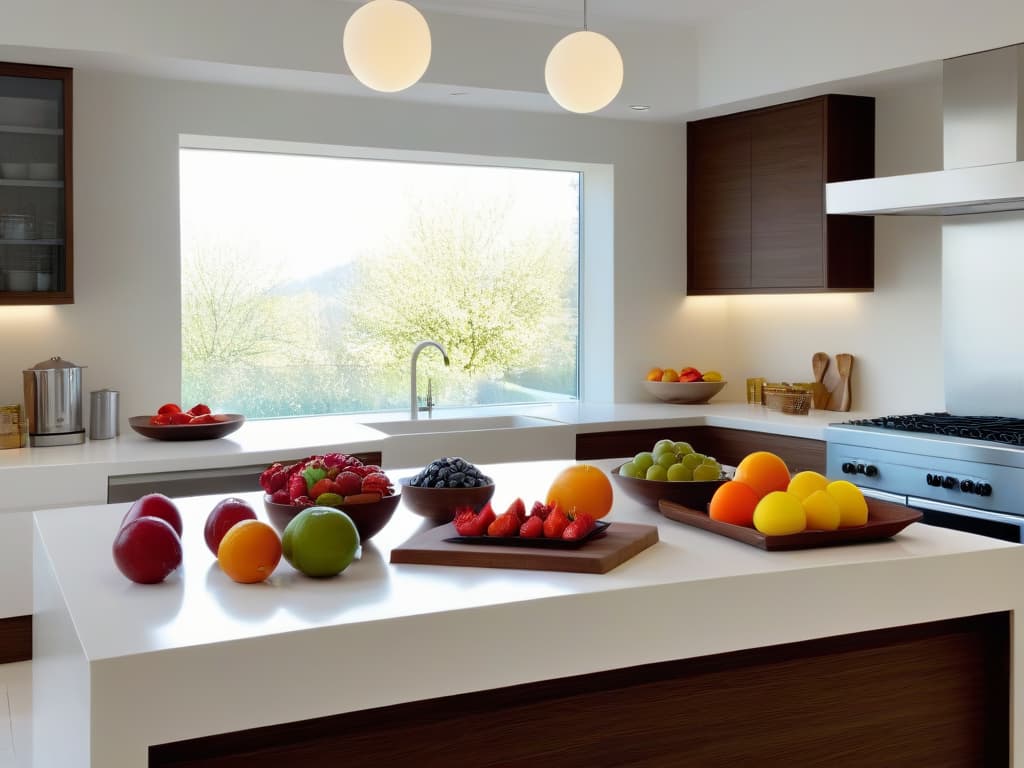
[0,404,27,449]
[746,377,766,404]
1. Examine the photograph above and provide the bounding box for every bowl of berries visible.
[130,403,244,441]
[260,453,399,541]
[399,457,495,524]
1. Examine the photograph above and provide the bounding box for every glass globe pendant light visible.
[545,0,624,113]
[343,0,432,93]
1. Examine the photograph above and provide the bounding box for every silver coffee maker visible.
[23,356,86,446]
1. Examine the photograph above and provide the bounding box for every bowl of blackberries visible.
[399,457,495,524]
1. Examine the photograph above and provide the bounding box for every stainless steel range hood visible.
[827,44,1024,216]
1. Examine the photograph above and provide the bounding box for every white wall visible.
[0,69,686,417]
[0,68,949,419]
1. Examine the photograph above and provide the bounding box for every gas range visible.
[825,413,1024,541]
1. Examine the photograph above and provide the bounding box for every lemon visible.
[787,470,829,500]
[702,370,723,382]
[752,491,806,536]
[826,480,869,527]
[802,489,840,530]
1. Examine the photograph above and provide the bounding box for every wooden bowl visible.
[610,463,725,512]
[643,380,726,404]
[398,478,495,524]
[263,493,400,542]
[129,414,245,441]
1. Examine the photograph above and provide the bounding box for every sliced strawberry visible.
[189,414,215,424]
[529,500,552,521]
[505,497,527,523]
[211,413,232,422]
[149,413,172,426]
[562,513,597,541]
[454,503,495,536]
[487,512,520,537]
[519,516,544,538]
[157,403,181,415]
[169,411,193,425]
[543,504,570,539]
[187,403,211,416]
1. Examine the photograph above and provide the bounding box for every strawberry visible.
[487,512,520,538]
[157,403,181,415]
[187,403,212,416]
[293,495,315,508]
[287,473,307,503]
[189,414,215,424]
[335,471,362,496]
[361,472,392,495]
[259,463,284,493]
[543,505,570,538]
[453,502,496,536]
[149,413,172,426]
[562,513,597,541]
[529,501,552,521]
[505,497,527,523]
[519,516,544,538]
[169,411,193,425]
[270,488,290,504]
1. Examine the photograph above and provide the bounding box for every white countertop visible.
[32,457,1024,767]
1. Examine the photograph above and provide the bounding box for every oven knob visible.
[864,464,878,477]
[960,479,975,493]
[942,476,957,489]
[978,483,993,497]
[842,462,856,474]
[926,473,942,487]
[856,463,865,474]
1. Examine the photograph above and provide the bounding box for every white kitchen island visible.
[33,458,1024,767]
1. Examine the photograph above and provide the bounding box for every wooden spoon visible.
[811,352,830,409]
[826,353,854,411]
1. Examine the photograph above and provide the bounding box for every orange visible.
[733,451,791,499]
[217,519,282,583]
[546,464,614,519]
[646,367,664,382]
[660,368,680,382]
[709,480,759,527]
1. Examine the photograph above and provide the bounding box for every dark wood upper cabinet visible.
[0,62,73,305]
[687,94,874,295]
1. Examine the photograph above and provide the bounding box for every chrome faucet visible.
[410,340,450,419]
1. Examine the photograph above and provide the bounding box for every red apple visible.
[121,493,183,536]
[204,497,257,555]
[112,517,183,584]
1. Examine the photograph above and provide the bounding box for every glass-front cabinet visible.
[0,62,72,304]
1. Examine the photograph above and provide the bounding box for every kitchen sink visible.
[362,414,562,436]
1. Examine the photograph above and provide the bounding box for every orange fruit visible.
[660,368,680,382]
[733,451,791,499]
[546,464,614,519]
[708,480,759,527]
[217,519,282,583]
[646,367,664,382]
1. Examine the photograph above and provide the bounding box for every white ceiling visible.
[413,0,759,26]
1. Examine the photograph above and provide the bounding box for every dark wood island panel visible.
[576,426,826,473]
[151,612,1009,767]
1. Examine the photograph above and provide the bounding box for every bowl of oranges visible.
[644,367,726,404]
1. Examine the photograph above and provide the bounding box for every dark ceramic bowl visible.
[129,414,245,441]
[263,492,400,541]
[610,463,726,512]
[398,478,496,524]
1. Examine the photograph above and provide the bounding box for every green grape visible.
[667,463,693,482]
[633,452,655,472]
[681,452,706,470]
[645,465,669,481]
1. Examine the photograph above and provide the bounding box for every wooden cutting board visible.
[390,522,660,574]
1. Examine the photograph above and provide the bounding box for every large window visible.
[179,145,580,419]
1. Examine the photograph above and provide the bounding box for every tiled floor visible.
[0,662,30,768]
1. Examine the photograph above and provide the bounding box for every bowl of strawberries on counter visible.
[260,452,399,541]
[129,402,245,441]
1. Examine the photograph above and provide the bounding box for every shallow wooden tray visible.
[658,497,922,551]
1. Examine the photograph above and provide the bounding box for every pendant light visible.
[544,0,624,114]
[343,0,432,93]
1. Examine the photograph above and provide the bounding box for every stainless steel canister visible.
[89,389,119,440]
[22,356,86,446]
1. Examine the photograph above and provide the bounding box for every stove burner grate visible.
[846,412,1024,446]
